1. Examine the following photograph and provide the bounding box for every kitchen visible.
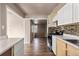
[48,3,79,56]
[0,3,79,56]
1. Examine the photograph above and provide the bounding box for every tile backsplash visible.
[48,23,79,36]
[61,23,79,36]
[48,26,63,34]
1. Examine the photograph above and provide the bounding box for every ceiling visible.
[32,20,47,25]
[17,3,59,17]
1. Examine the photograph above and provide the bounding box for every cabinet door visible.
[63,3,72,25]
[58,3,73,25]
[58,5,64,25]
[56,39,67,56]
[73,3,79,23]
[13,39,24,56]
[48,19,52,27]
[67,44,79,56]
[52,13,58,22]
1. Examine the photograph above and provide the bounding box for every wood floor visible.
[24,38,55,56]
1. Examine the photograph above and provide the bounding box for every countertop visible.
[0,38,24,55]
[52,34,79,49]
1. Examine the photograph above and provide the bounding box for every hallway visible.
[24,38,55,56]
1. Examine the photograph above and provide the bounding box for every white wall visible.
[7,10,25,38]
[24,19,31,44]
[7,10,47,44]
[0,4,7,37]
[7,10,31,44]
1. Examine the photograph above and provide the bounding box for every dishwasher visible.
[52,35,57,55]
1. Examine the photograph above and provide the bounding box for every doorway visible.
[31,20,47,40]
[24,19,55,56]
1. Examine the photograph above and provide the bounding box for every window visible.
[32,25,38,33]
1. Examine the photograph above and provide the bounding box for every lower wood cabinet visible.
[67,44,79,56]
[56,39,67,56]
[56,38,79,56]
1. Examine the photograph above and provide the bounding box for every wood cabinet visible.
[47,19,57,27]
[56,38,79,56]
[67,44,79,56]
[73,3,79,23]
[56,39,67,56]
[58,3,73,25]
[47,19,52,27]
[48,3,79,26]
[52,13,58,22]
[63,3,72,25]
[58,3,79,25]
[57,7,64,25]
[12,39,24,56]
[47,12,58,27]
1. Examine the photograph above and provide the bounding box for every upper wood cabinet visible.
[52,13,58,22]
[47,19,57,27]
[47,20,53,27]
[48,3,79,26]
[58,3,73,25]
[57,6,64,25]
[73,3,79,23]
